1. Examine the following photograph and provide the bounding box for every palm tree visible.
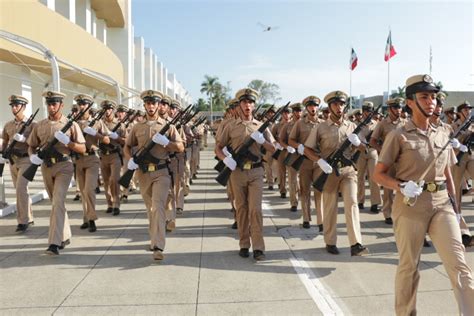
[200,75,220,124]
[390,86,406,99]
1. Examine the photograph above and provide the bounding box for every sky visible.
[132,0,474,105]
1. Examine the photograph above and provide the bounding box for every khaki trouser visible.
[393,190,474,316]
[299,160,323,225]
[452,158,474,236]
[175,154,186,209]
[100,153,121,208]
[264,150,274,186]
[382,166,396,219]
[321,168,362,246]
[277,152,287,194]
[10,157,33,225]
[191,142,199,176]
[184,146,192,193]
[356,151,382,206]
[230,166,265,251]
[41,161,73,246]
[288,166,299,208]
[75,154,100,221]
[166,158,178,221]
[137,168,171,251]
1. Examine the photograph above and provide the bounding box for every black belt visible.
[11,153,29,159]
[422,182,446,193]
[240,161,263,170]
[44,155,70,167]
[138,162,168,173]
[81,149,98,157]
[100,149,120,156]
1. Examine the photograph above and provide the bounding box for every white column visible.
[144,47,152,89]
[75,0,92,34]
[157,61,164,92]
[96,19,106,44]
[39,0,55,10]
[133,37,144,91]
[55,0,75,23]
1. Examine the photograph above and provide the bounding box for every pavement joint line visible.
[0,228,49,263]
[262,200,345,316]
[51,211,140,315]
[194,169,208,316]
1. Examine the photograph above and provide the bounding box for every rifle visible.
[124,110,138,129]
[119,103,193,188]
[252,103,264,117]
[0,108,39,177]
[455,117,472,165]
[175,107,198,130]
[215,101,290,186]
[351,129,374,165]
[312,103,383,192]
[22,104,92,182]
[88,107,107,128]
[99,110,134,151]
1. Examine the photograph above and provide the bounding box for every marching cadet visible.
[183,116,194,194]
[124,90,184,260]
[355,101,382,221]
[191,117,202,180]
[215,88,275,261]
[321,106,330,121]
[100,100,125,216]
[279,103,302,212]
[444,105,457,124]
[263,105,276,190]
[74,94,110,232]
[271,106,290,198]
[72,103,82,202]
[120,105,137,202]
[2,95,36,232]
[373,74,474,315]
[304,90,368,256]
[27,91,86,255]
[370,97,407,220]
[288,96,323,231]
[451,100,473,247]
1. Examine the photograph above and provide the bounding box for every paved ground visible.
[0,142,473,315]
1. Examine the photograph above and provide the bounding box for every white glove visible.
[456,213,462,224]
[127,158,138,170]
[250,131,265,144]
[275,143,283,151]
[222,146,232,157]
[317,158,333,174]
[109,132,119,140]
[152,133,170,147]
[297,144,305,155]
[54,131,70,145]
[450,138,461,149]
[459,144,468,153]
[348,133,361,147]
[83,126,97,137]
[30,154,43,165]
[400,180,423,198]
[13,133,26,143]
[223,156,237,171]
[0,157,6,164]
[286,146,296,154]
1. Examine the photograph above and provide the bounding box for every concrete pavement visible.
[0,143,473,315]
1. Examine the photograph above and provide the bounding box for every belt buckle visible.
[83,152,89,156]
[336,161,342,169]
[51,157,56,164]
[148,164,156,172]
[243,162,252,170]
[426,182,437,193]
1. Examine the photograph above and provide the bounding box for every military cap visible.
[443,105,456,113]
[116,104,128,112]
[265,104,276,113]
[42,90,66,103]
[89,107,97,116]
[73,94,94,105]
[140,90,163,103]
[291,102,303,111]
[282,106,290,113]
[71,103,79,112]
[321,105,330,113]
[100,100,117,110]
[235,88,259,102]
[160,95,172,106]
[302,96,321,107]
[436,92,447,106]
[8,95,28,106]
[405,74,440,96]
[170,99,181,109]
[362,101,374,111]
[324,91,348,105]
[226,98,239,109]
[136,109,146,116]
[386,97,405,107]
[457,100,472,112]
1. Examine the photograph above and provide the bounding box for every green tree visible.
[196,98,208,111]
[390,86,406,99]
[248,79,281,105]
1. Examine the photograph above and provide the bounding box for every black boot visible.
[88,220,97,232]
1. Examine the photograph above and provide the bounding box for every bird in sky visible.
[257,22,279,32]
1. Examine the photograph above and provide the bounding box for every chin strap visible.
[414,97,432,118]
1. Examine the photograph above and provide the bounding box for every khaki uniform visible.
[305,119,363,246]
[451,119,473,237]
[173,127,187,211]
[378,120,474,315]
[289,116,323,225]
[371,117,406,219]
[216,116,236,212]
[356,119,382,207]
[75,117,109,222]
[121,120,138,197]
[279,119,299,208]
[126,118,182,250]
[2,118,36,225]
[263,121,275,187]
[184,123,194,192]
[218,118,274,251]
[27,115,85,246]
[272,120,288,194]
[100,118,126,211]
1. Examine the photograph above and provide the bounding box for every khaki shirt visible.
[2,117,37,155]
[126,117,183,160]
[27,115,85,155]
[358,119,378,158]
[378,120,456,182]
[305,118,357,159]
[215,117,235,144]
[451,118,473,162]
[279,119,298,146]
[76,117,109,151]
[102,117,126,151]
[218,118,274,161]
[371,117,406,144]
[271,120,287,142]
[289,116,320,144]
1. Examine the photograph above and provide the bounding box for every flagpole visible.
[350,47,353,110]
[387,28,391,99]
